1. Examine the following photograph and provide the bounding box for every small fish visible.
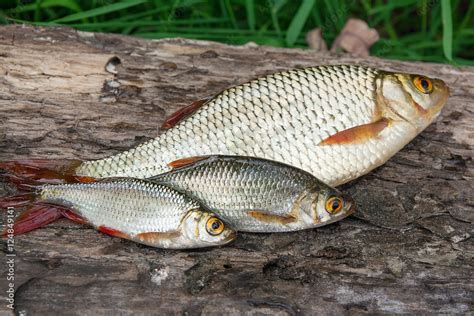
[151,156,355,232]
[0,65,449,186]
[0,178,236,249]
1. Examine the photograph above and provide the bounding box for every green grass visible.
[0,0,472,65]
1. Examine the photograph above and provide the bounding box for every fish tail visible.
[0,192,36,209]
[0,158,92,184]
[0,176,61,236]
[1,172,40,192]
[0,170,85,236]
[1,202,65,236]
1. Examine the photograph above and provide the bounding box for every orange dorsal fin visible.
[98,226,130,239]
[167,156,210,169]
[161,97,213,130]
[319,118,390,145]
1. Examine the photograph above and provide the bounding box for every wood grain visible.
[0,25,472,315]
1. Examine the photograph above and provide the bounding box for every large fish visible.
[1,65,449,186]
[0,178,236,249]
[151,155,355,232]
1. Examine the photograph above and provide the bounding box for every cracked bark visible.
[0,25,472,315]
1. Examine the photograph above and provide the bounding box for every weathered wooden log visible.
[0,25,472,314]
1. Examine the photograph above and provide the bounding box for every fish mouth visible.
[426,83,450,120]
[347,201,356,216]
[223,231,237,244]
[344,196,356,217]
[378,75,450,131]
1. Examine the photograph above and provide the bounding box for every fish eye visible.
[413,76,433,94]
[325,196,343,214]
[206,217,225,236]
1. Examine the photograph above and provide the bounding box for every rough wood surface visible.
[0,25,472,315]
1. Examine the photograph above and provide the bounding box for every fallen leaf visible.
[306,28,328,51]
[331,18,379,57]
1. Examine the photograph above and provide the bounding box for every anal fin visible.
[61,210,89,225]
[98,225,130,240]
[247,211,297,225]
[319,118,389,145]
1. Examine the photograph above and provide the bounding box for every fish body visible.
[74,64,449,186]
[151,156,354,232]
[7,179,236,249]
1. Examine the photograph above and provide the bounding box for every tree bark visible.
[0,25,472,315]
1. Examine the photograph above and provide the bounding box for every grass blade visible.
[285,0,316,46]
[441,0,453,61]
[51,0,146,23]
[245,0,255,30]
[223,0,238,29]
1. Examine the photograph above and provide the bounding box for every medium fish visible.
[150,155,354,232]
[1,65,449,186]
[0,178,236,249]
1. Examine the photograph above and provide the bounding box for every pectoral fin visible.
[136,231,181,244]
[247,211,297,225]
[319,118,389,145]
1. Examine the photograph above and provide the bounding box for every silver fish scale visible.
[154,158,317,221]
[77,65,382,185]
[39,179,200,235]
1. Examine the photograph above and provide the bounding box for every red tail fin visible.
[2,202,66,236]
[0,192,36,209]
[1,173,40,191]
[0,159,94,184]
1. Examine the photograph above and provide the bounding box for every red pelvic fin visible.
[98,225,130,239]
[0,192,36,209]
[167,156,210,169]
[0,159,87,184]
[319,118,390,146]
[161,97,213,130]
[2,202,65,236]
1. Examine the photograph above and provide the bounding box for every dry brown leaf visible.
[331,18,379,57]
[306,28,328,52]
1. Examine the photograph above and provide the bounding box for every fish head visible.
[299,186,354,226]
[180,208,236,248]
[379,72,449,131]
